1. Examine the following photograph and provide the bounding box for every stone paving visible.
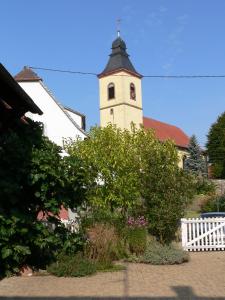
[0,252,225,299]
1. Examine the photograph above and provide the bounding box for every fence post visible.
[181,218,188,251]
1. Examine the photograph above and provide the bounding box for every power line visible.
[144,75,225,78]
[29,66,225,79]
[29,66,97,76]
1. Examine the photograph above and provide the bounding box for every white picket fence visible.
[181,217,225,251]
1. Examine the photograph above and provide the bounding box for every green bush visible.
[194,177,215,195]
[123,227,147,255]
[139,137,195,244]
[0,120,87,277]
[141,239,189,265]
[47,253,96,277]
[0,216,66,277]
[201,194,225,212]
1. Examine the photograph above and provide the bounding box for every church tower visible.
[98,34,143,130]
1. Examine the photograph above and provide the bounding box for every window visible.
[130,83,136,100]
[108,83,115,100]
[182,155,187,169]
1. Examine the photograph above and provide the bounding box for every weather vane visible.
[116,18,121,37]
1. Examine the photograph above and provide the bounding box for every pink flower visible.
[127,216,148,228]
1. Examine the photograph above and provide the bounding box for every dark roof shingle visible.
[98,37,142,78]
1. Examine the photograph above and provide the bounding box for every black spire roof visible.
[98,37,142,78]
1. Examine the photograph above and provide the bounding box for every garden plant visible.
[1,122,195,278]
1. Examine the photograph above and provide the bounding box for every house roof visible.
[143,116,189,148]
[63,106,85,118]
[0,63,42,115]
[98,37,142,78]
[38,81,87,137]
[14,66,42,82]
[64,106,86,131]
[15,66,87,137]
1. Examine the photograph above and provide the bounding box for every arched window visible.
[182,155,187,169]
[108,83,115,100]
[130,83,136,100]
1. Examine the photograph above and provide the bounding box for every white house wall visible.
[19,81,86,147]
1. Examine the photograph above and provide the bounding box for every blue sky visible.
[1,0,225,147]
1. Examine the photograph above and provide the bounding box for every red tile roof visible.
[15,66,42,82]
[143,116,189,148]
[37,206,69,220]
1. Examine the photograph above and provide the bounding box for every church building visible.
[98,35,189,167]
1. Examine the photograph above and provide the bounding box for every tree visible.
[0,119,87,277]
[184,135,206,176]
[66,125,141,213]
[66,125,195,244]
[206,112,225,178]
[135,129,195,244]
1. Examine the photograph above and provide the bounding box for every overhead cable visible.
[29,66,225,79]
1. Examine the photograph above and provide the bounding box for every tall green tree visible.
[66,125,141,213]
[135,129,195,244]
[206,112,225,178]
[184,135,206,175]
[66,125,194,244]
[0,119,86,277]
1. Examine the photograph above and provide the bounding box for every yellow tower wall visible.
[99,71,143,130]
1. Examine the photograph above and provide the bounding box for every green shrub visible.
[141,239,189,265]
[194,177,215,195]
[47,253,96,277]
[0,216,69,277]
[123,227,147,255]
[0,120,87,278]
[201,194,225,212]
[125,253,141,263]
[59,231,85,256]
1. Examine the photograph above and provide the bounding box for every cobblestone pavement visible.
[0,252,225,299]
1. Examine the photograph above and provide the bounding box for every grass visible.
[184,210,200,218]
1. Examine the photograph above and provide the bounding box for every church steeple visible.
[98,36,142,78]
[98,35,143,131]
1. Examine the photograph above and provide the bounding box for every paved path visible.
[0,252,225,299]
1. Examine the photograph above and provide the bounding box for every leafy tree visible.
[184,135,206,176]
[135,129,195,244]
[0,119,86,277]
[66,125,194,244]
[66,125,141,213]
[206,112,225,178]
